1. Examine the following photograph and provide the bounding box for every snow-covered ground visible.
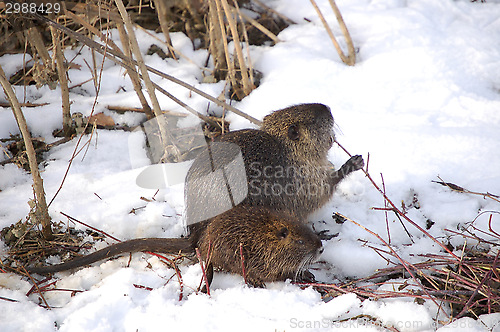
[1,0,500,330]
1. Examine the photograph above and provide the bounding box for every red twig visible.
[335,212,442,309]
[195,248,210,296]
[380,173,391,244]
[133,284,153,291]
[27,278,57,296]
[147,251,184,301]
[336,141,459,260]
[456,250,500,318]
[21,266,51,309]
[488,214,500,239]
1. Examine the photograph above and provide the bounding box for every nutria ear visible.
[287,124,300,140]
[277,227,289,239]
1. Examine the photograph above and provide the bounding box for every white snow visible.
[1,0,500,331]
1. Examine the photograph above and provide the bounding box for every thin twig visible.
[335,140,459,260]
[456,251,500,318]
[21,266,51,309]
[60,212,121,242]
[434,176,500,203]
[335,212,442,309]
[381,173,391,244]
[0,296,19,303]
[146,251,185,301]
[195,248,211,296]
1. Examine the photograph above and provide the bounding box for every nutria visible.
[28,206,323,287]
[185,103,364,225]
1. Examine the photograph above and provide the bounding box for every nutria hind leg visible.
[246,276,266,288]
[201,263,214,294]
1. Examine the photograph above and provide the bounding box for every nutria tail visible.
[28,238,193,275]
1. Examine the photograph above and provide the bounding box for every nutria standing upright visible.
[28,206,323,287]
[185,103,364,225]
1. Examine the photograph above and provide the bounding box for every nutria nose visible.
[318,246,324,255]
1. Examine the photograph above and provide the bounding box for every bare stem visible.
[49,22,71,136]
[310,0,356,66]
[195,248,211,296]
[335,140,459,260]
[0,65,53,240]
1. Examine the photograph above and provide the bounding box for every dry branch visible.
[0,102,49,107]
[115,21,155,119]
[219,0,253,96]
[334,212,442,309]
[63,8,155,119]
[0,65,53,240]
[234,6,280,44]
[433,177,500,203]
[310,0,356,66]
[152,0,177,60]
[27,10,261,125]
[114,0,162,118]
[49,22,72,136]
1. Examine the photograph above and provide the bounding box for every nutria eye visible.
[277,227,289,239]
[287,125,299,140]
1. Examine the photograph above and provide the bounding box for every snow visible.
[1,0,500,330]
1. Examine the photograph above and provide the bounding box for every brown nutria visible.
[185,103,364,225]
[28,206,323,287]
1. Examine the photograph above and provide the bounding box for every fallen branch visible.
[433,177,500,203]
[0,101,49,107]
[0,136,71,167]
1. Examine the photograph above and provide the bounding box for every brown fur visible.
[185,103,364,224]
[28,206,322,287]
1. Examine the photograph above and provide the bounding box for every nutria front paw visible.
[345,155,364,172]
[341,154,365,176]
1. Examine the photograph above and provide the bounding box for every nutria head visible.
[199,206,323,287]
[261,103,334,162]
